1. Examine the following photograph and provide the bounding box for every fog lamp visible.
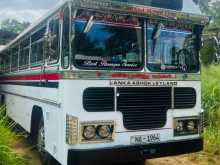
[83,126,96,140]
[97,125,111,139]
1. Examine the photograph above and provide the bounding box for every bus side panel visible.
[0,84,64,164]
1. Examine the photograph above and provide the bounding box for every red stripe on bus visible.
[0,73,60,81]
[111,73,176,79]
[111,73,129,78]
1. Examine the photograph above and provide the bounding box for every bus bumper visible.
[67,138,203,165]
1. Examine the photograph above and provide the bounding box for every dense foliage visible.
[0,19,30,45]
[0,30,17,45]
[1,19,30,34]
[201,65,220,163]
[0,106,27,165]
[198,0,220,65]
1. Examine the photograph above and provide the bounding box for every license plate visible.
[130,133,160,145]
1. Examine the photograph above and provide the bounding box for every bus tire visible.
[37,118,60,165]
[37,117,48,164]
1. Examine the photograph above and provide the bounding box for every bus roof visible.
[0,0,208,55]
[112,0,202,15]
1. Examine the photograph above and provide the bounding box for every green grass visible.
[0,105,27,165]
[191,65,220,164]
[202,65,220,154]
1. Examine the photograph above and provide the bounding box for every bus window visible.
[47,18,60,64]
[147,22,199,73]
[62,7,70,68]
[0,56,3,73]
[72,10,143,70]
[4,51,10,72]
[11,47,18,72]
[20,38,30,69]
[31,26,46,66]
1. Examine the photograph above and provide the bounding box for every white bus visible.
[0,0,208,165]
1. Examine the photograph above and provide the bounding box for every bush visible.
[201,40,215,66]
[202,65,220,158]
[0,105,27,165]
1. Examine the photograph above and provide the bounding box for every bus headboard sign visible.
[73,0,209,25]
[110,80,178,87]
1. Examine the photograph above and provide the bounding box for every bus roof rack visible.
[72,0,209,25]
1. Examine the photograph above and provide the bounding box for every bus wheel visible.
[37,118,60,165]
[37,118,48,164]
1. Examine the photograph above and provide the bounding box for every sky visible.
[0,0,60,25]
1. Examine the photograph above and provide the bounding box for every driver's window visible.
[48,17,60,63]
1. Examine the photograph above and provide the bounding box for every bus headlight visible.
[80,121,114,143]
[174,117,199,136]
[97,125,111,139]
[187,121,196,131]
[83,126,96,140]
[176,121,184,132]
[66,115,78,145]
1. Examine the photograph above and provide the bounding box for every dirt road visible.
[147,156,198,165]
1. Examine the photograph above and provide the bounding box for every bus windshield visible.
[73,12,142,70]
[147,25,199,73]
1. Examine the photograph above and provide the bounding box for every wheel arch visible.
[30,105,43,141]
[0,94,5,105]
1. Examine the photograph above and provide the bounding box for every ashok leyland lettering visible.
[0,0,208,165]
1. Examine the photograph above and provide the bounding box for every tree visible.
[197,0,220,27]
[1,19,30,34]
[197,0,212,15]
[197,0,220,65]
[200,38,216,65]
[0,30,17,45]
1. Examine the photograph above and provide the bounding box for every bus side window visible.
[47,18,60,64]
[0,56,2,73]
[20,38,30,69]
[11,47,18,72]
[5,51,10,72]
[31,26,46,66]
[62,7,70,68]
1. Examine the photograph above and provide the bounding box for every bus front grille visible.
[83,87,197,130]
[117,87,172,130]
[174,88,196,109]
[83,87,114,112]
